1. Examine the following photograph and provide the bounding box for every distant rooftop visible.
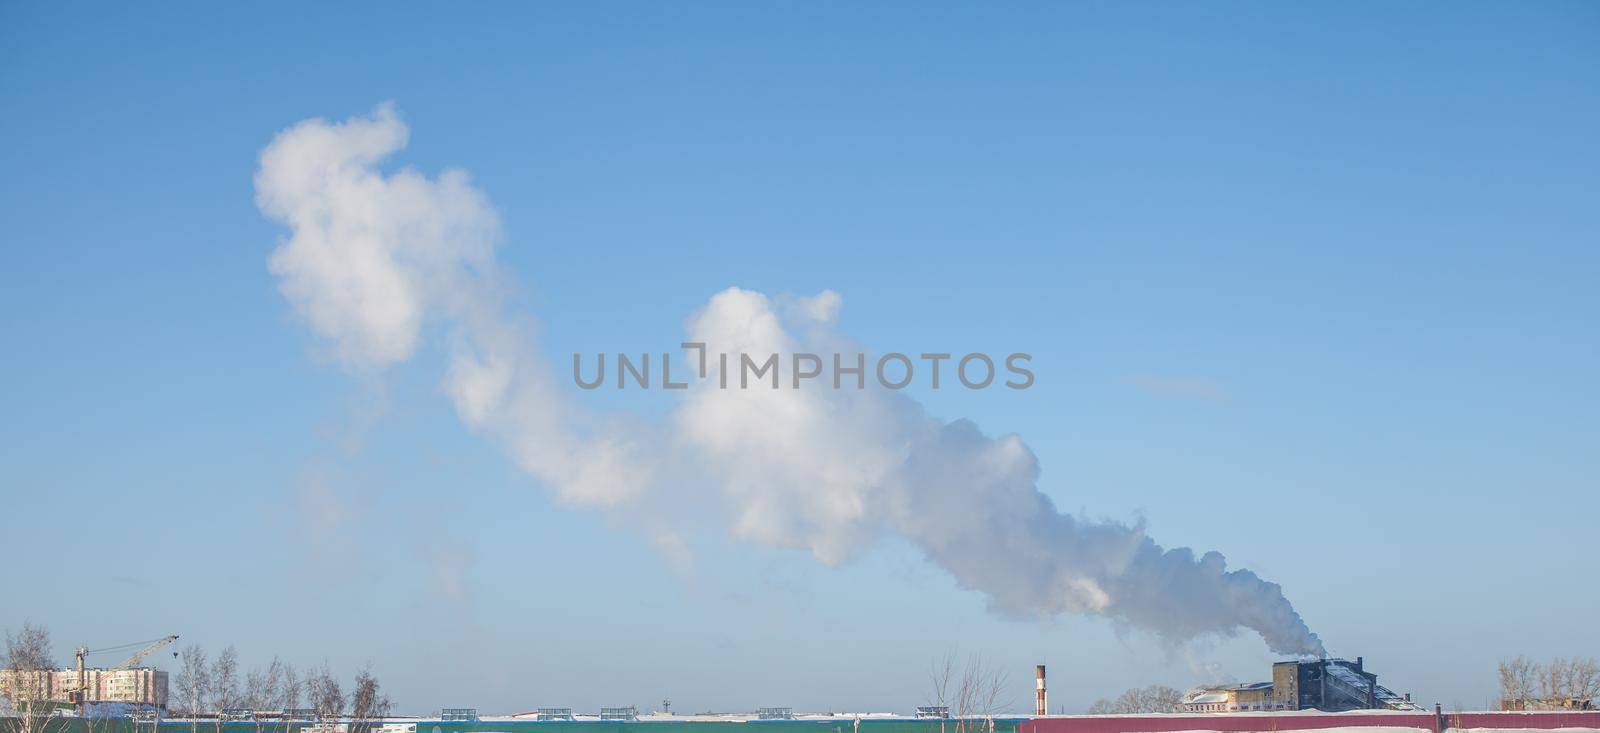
[1220,682,1274,692]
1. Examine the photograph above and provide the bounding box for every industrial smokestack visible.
[1036,665,1048,716]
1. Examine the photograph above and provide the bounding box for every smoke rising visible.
[256,104,1326,657]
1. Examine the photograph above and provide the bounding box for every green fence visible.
[10,719,1022,733]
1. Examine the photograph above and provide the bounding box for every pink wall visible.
[1022,710,1600,733]
[1446,710,1600,729]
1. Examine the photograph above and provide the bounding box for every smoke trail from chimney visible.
[255,103,1326,657]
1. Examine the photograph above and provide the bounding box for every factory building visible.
[1180,682,1290,713]
[1182,658,1416,713]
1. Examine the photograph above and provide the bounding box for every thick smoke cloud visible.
[256,104,1326,657]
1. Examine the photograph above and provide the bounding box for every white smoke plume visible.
[256,104,1326,657]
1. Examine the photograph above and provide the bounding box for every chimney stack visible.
[1036,665,1048,716]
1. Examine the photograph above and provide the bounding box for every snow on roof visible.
[1224,682,1274,691]
[1327,664,1373,692]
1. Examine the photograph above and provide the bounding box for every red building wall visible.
[1021,710,1600,733]
[1446,710,1600,729]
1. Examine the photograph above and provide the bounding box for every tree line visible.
[1084,685,1183,714]
[171,644,390,724]
[1497,656,1599,710]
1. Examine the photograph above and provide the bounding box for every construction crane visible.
[70,635,180,709]
[108,635,180,669]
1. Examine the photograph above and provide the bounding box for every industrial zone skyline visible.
[7,623,1596,721]
[0,632,1515,717]
[4,0,1596,725]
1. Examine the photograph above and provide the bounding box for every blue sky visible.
[2,0,1597,716]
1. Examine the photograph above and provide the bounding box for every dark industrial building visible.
[1183,657,1417,713]
[1276,657,1416,711]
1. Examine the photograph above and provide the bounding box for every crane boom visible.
[67,634,180,712]
[114,635,179,669]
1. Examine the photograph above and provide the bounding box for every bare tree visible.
[1498,656,1539,710]
[1540,657,1600,708]
[261,658,285,713]
[1,623,66,733]
[1541,658,1573,707]
[201,646,237,733]
[306,664,344,728]
[174,645,211,730]
[1570,658,1600,707]
[925,652,1009,733]
[957,656,1009,732]
[243,660,284,733]
[210,646,240,714]
[348,668,392,733]
[278,662,301,733]
[1138,686,1183,713]
[927,652,956,733]
[243,667,268,712]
